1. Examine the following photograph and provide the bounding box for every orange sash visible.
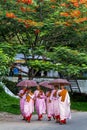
[59,89,67,102]
[26,92,33,102]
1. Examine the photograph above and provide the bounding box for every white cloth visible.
[59,91,71,120]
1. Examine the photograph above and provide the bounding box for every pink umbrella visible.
[17,79,38,88]
[39,81,54,89]
[49,78,70,86]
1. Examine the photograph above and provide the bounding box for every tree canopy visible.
[0,0,87,79]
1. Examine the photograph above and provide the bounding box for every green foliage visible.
[48,46,87,77]
[0,83,4,92]
[0,84,20,114]
[70,92,87,102]
[2,79,18,95]
[71,102,87,111]
[70,92,87,111]
[28,60,55,71]
[0,43,16,59]
[0,49,12,77]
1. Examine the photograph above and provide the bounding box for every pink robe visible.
[50,89,60,119]
[34,90,46,117]
[46,91,53,118]
[18,90,26,117]
[59,89,71,122]
[24,93,34,118]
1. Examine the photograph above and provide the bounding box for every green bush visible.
[2,79,18,95]
[70,92,87,102]
[0,83,4,92]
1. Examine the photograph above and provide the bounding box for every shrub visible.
[70,92,87,102]
[2,78,18,95]
[0,84,4,92]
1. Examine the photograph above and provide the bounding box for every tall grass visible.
[71,101,87,111]
[0,84,20,114]
[70,92,87,111]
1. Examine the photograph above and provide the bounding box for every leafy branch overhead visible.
[0,0,87,78]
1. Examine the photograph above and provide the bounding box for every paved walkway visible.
[0,111,87,130]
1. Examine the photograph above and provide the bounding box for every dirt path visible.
[0,112,47,122]
[0,112,22,122]
[0,110,77,122]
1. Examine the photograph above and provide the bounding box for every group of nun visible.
[18,84,71,124]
